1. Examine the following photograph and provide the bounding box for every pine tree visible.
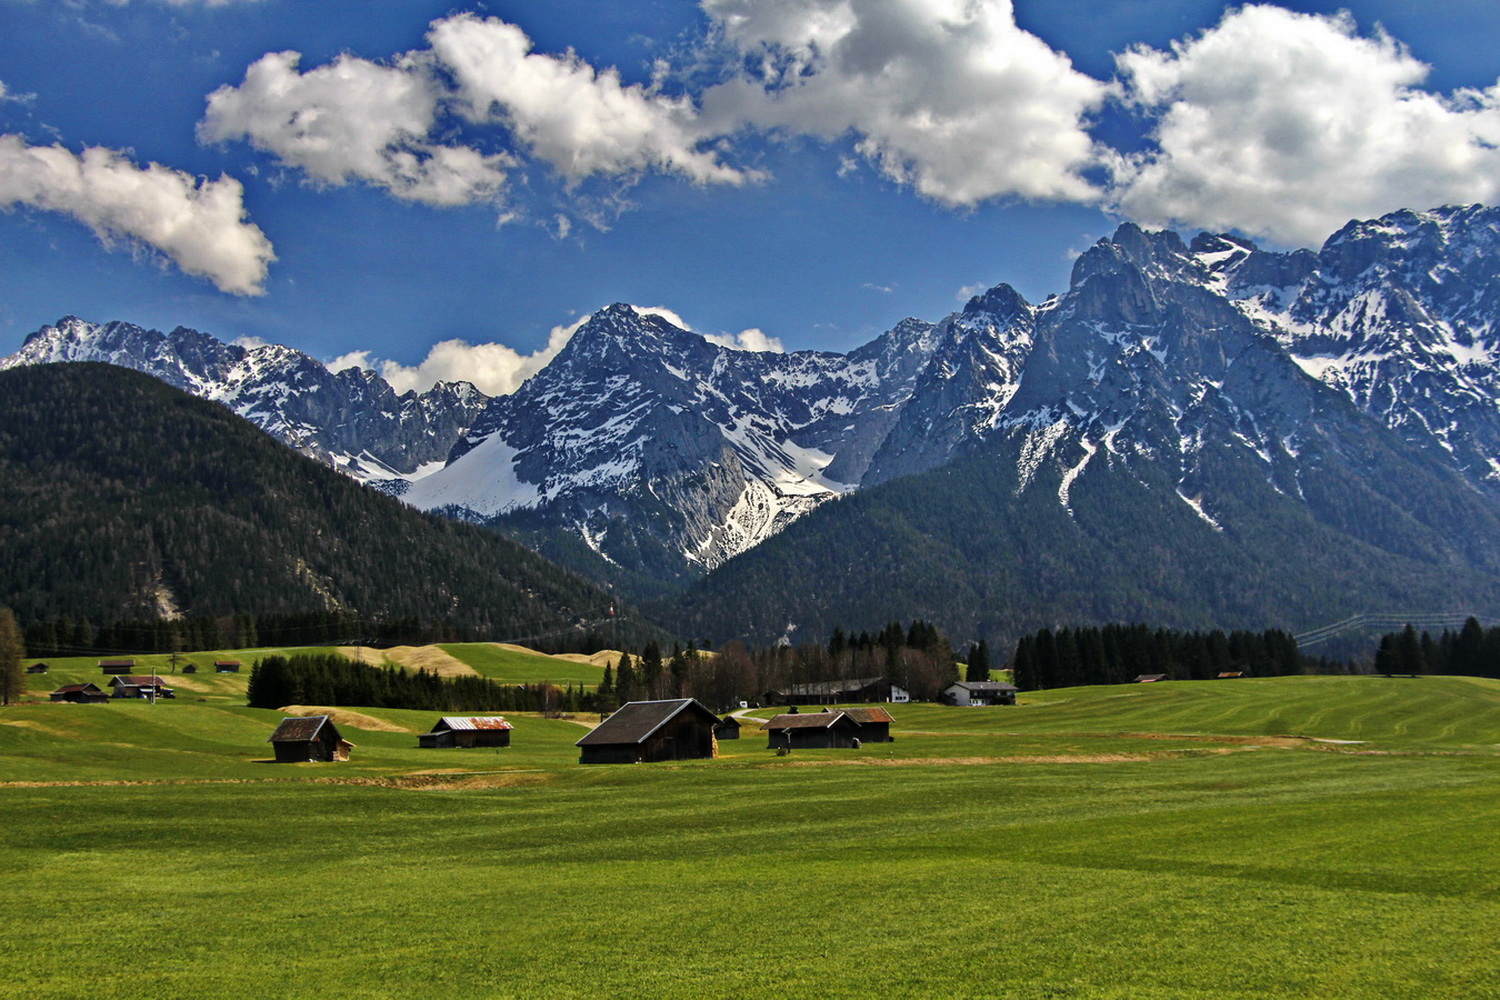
[0,607,25,705]
[965,640,990,683]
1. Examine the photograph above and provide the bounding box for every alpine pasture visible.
[3,657,1497,999]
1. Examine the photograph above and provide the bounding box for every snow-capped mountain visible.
[0,317,489,481]
[10,204,1500,610]
[406,303,939,574]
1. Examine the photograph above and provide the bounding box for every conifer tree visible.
[965,640,991,683]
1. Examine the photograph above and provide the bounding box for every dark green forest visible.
[0,363,654,646]
[247,653,592,713]
[1372,618,1500,678]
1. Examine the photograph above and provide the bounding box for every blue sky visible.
[3,0,1500,394]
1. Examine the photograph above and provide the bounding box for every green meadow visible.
[438,642,608,686]
[3,666,1497,999]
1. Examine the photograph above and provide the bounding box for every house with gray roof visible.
[576,699,720,764]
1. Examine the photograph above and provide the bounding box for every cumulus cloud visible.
[698,0,1108,205]
[200,14,746,208]
[427,13,747,185]
[703,327,786,353]
[1111,5,1500,246]
[199,51,511,206]
[0,133,274,294]
[331,319,581,396]
[631,304,694,330]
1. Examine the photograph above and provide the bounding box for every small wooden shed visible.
[26,663,49,675]
[714,715,742,741]
[267,715,354,762]
[50,683,109,704]
[99,659,136,675]
[1134,673,1169,683]
[842,706,896,741]
[108,676,175,700]
[576,699,720,764]
[420,716,513,748]
[214,660,242,673]
[762,710,865,750]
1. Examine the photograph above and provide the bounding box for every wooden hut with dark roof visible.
[761,710,866,750]
[420,716,513,749]
[108,676,175,700]
[267,715,354,762]
[50,683,109,704]
[214,660,242,673]
[841,706,895,742]
[576,699,720,764]
[98,659,135,675]
[26,663,49,674]
[714,715,742,741]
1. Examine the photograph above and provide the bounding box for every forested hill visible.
[0,362,622,636]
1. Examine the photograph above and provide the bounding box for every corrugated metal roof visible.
[842,706,895,724]
[761,712,857,730]
[435,716,513,732]
[269,715,334,743]
[575,699,717,747]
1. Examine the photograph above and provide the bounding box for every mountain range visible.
[7,204,1500,643]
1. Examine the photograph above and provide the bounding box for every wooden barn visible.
[26,663,49,675]
[714,715,742,741]
[267,715,354,762]
[98,659,135,675]
[842,706,896,741]
[772,677,911,705]
[214,660,242,673]
[181,664,198,674]
[49,683,109,704]
[576,699,720,764]
[108,676,175,700]
[761,710,865,750]
[943,681,1019,706]
[419,716,513,748]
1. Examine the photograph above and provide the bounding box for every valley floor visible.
[2,671,1497,998]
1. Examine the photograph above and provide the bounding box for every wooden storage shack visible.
[841,706,896,741]
[108,675,175,700]
[267,715,354,762]
[420,716,513,748]
[99,659,136,675]
[714,715,742,741]
[50,683,109,704]
[215,660,242,673]
[576,699,720,764]
[761,710,865,750]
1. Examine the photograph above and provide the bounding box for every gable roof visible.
[779,677,885,698]
[761,711,860,731]
[269,715,345,744]
[108,676,172,688]
[434,716,513,732]
[52,683,104,695]
[947,681,1018,693]
[841,706,895,724]
[575,699,718,747]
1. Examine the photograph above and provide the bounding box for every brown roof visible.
[109,676,172,688]
[761,711,858,731]
[98,659,135,667]
[215,660,242,667]
[269,715,342,744]
[779,676,885,698]
[575,699,719,747]
[52,683,104,695]
[842,707,895,724]
[434,716,513,732]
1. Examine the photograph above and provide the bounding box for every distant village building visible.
[108,676,175,700]
[50,683,109,704]
[267,715,354,762]
[214,660,242,673]
[1134,674,1169,683]
[98,659,136,674]
[761,710,867,750]
[771,677,910,705]
[576,699,720,764]
[714,715,742,741]
[26,663,49,674]
[944,681,1019,706]
[419,716,513,749]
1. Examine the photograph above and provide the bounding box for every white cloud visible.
[427,13,747,186]
[199,50,511,206]
[630,304,694,330]
[0,133,274,294]
[232,334,270,349]
[335,319,582,396]
[1111,5,1500,246]
[704,327,785,353]
[698,0,1107,205]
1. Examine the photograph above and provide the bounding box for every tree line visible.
[1009,624,1311,691]
[1373,618,1500,678]
[246,653,592,714]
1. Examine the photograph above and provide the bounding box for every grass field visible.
[3,671,1497,998]
[438,642,609,685]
